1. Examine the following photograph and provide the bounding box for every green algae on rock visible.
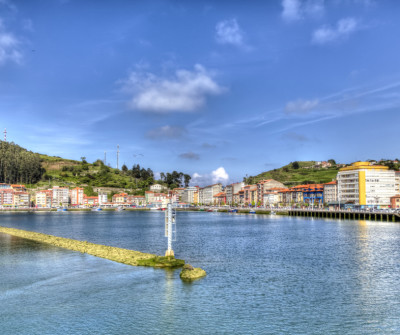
[0,226,184,269]
[180,264,207,281]
[137,256,185,268]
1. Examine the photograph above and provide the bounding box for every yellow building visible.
[337,162,397,207]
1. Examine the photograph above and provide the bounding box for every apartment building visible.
[98,192,108,205]
[52,186,69,207]
[36,190,53,208]
[263,191,280,207]
[201,184,223,205]
[181,186,199,204]
[225,182,245,205]
[84,196,99,206]
[257,179,285,201]
[213,192,226,205]
[113,193,128,203]
[198,188,204,204]
[70,187,84,206]
[0,189,14,206]
[390,195,400,209]
[337,162,397,207]
[13,192,30,207]
[243,185,257,205]
[324,181,338,204]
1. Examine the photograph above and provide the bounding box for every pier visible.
[288,209,400,222]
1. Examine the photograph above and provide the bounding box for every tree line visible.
[0,141,45,184]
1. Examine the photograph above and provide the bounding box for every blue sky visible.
[0,0,399,185]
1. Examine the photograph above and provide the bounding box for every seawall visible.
[0,226,184,268]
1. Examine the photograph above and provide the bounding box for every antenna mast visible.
[117,145,120,169]
[104,151,107,165]
[3,128,7,142]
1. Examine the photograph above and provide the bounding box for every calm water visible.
[1,211,400,334]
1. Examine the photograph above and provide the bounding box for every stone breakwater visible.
[0,226,184,268]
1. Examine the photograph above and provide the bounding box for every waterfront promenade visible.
[288,208,400,222]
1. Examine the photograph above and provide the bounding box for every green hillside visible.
[245,161,340,187]
[31,151,190,194]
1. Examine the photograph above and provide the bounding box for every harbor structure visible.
[164,202,176,257]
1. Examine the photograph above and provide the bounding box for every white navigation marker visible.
[165,202,176,257]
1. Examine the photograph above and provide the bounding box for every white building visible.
[150,184,166,192]
[35,190,52,208]
[323,181,338,204]
[201,184,223,205]
[70,187,84,206]
[52,186,70,207]
[263,192,279,207]
[98,192,108,205]
[337,162,397,207]
[181,186,198,204]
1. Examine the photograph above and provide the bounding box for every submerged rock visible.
[180,264,207,281]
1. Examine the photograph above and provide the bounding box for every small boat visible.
[249,209,256,214]
[270,211,276,215]
[116,206,125,212]
[229,209,238,213]
[207,209,213,212]
[91,207,102,211]
[57,208,68,212]
[199,208,205,211]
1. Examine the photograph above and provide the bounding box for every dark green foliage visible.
[291,161,300,169]
[84,185,97,197]
[159,170,191,188]
[0,141,45,184]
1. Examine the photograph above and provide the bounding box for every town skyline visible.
[1,1,400,185]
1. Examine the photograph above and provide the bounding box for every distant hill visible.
[245,161,340,187]
[2,145,188,194]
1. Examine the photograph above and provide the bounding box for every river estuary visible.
[1,211,400,334]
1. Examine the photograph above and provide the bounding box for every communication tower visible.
[117,145,120,169]
[3,128,7,142]
[104,151,107,165]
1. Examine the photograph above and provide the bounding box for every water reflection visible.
[1,212,400,334]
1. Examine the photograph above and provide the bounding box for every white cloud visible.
[312,17,358,44]
[285,99,319,114]
[215,19,244,47]
[281,0,324,22]
[191,167,229,186]
[122,64,225,113]
[146,125,186,140]
[0,27,22,65]
[179,152,200,160]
